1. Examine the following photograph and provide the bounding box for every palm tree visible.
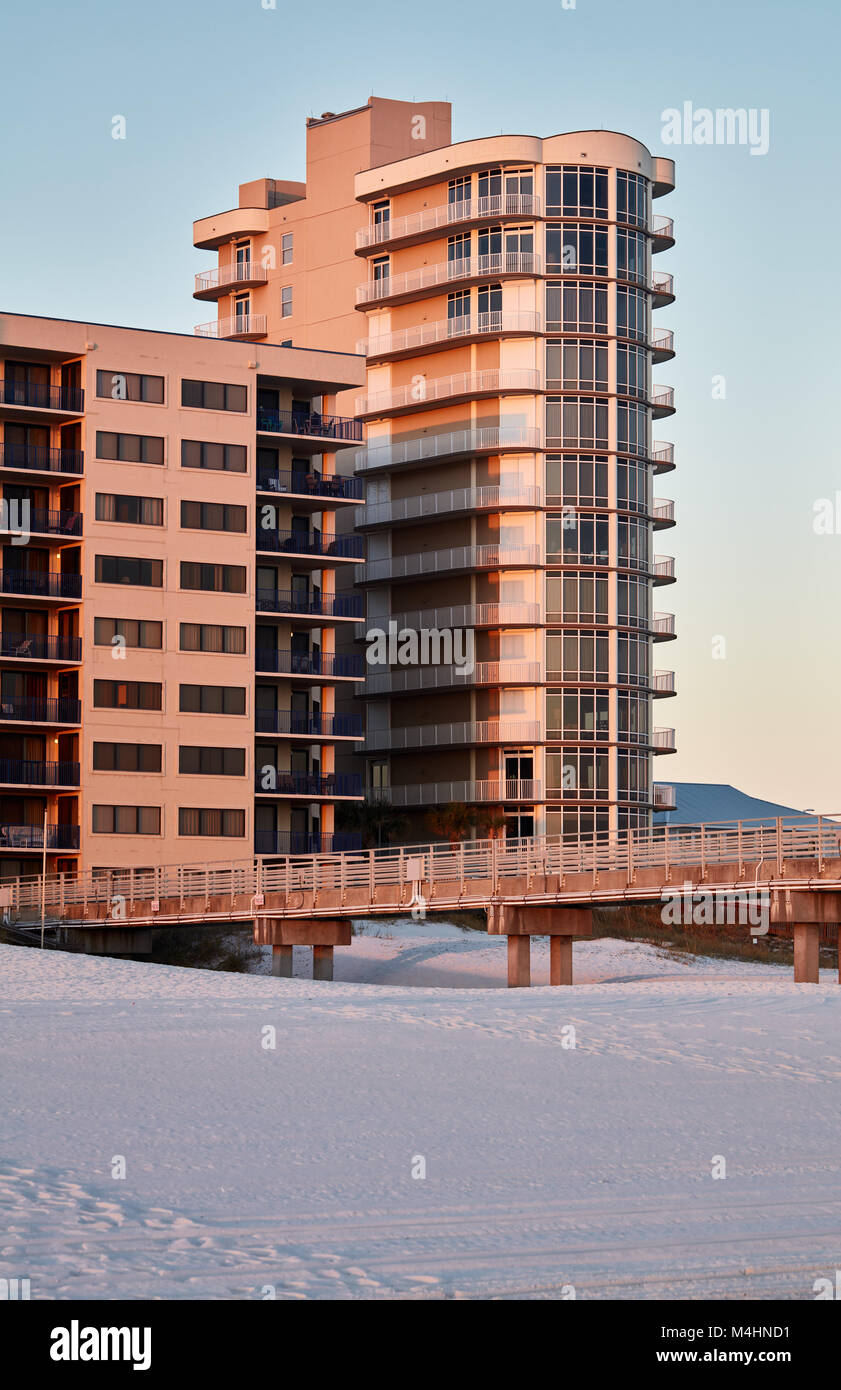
[337,796,407,849]
[425,802,476,848]
[475,808,507,840]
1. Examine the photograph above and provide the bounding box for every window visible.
[547,631,610,682]
[546,750,609,799]
[618,575,651,628]
[371,255,390,284]
[619,692,650,743]
[448,176,470,209]
[546,225,608,275]
[448,233,470,266]
[547,512,609,565]
[95,555,163,587]
[546,574,609,624]
[618,517,650,569]
[92,805,161,834]
[95,493,164,526]
[93,743,162,772]
[179,807,246,837]
[546,397,609,449]
[371,200,390,230]
[616,286,648,344]
[617,170,648,229]
[617,459,650,513]
[546,281,608,334]
[281,286,292,318]
[546,455,609,507]
[619,632,650,685]
[94,680,162,710]
[179,746,246,776]
[94,617,162,649]
[478,168,502,201]
[96,370,164,404]
[546,166,608,218]
[180,500,247,533]
[617,344,649,400]
[179,685,246,715]
[617,229,648,286]
[619,750,650,802]
[180,561,246,593]
[547,691,610,741]
[546,341,608,391]
[618,401,650,457]
[281,232,293,264]
[96,431,164,465]
[179,623,246,654]
[181,439,247,472]
[181,379,247,412]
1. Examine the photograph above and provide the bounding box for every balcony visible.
[254,770,363,799]
[193,314,267,341]
[254,830,363,857]
[255,648,365,680]
[652,728,676,754]
[0,822,80,851]
[0,632,82,662]
[649,328,675,363]
[390,602,541,631]
[652,671,676,698]
[650,271,675,307]
[384,779,541,807]
[363,719,542,752]
[357,368,540,420]
[362,542,541,585]
[355,425,542,475]
[363,661,542,696]
[649,215,675,251]
[0,759,80,787]
[0,508,82,540]
[255,709,364,739]
[650,385,676,418]
[0,380,84,416]
[0,571,82,601]
[358,311,541,362]
[0,444,84,478]
[356,194,543,251]
[255,528,364,562]
[356,253,542,308]
[652,612,676,642]
[652,498,675,529]
[257,469,363,503]
[653,783,677,810]
[651,441,675,474]
[256,588,364,621]
[0,695,82,724]
[256,408,362,452]
[194,261,269,300]
[652,555,676,585]
[356,484,542,530]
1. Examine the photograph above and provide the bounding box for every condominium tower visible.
[194,96,677,842]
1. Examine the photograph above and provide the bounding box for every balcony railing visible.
[650,214,675,241]
[651,441,675,471]
[194,262,269,295]
[0,823,80,850]
[652,728,676,752]
[255,771,364,798]
[653,784,677,810]
[652,612,676,638]
[355,426,541,474]
[356,194,542,249]
[652,555,675,582]
[194,314,267,339]
[649,328,675,356]
[650,271,675,301]
[364,720,542,752]
[364,661,541,695]
[255,528,364,559]
[0,632,82,662]
[0,508,83,538]
[357,484,542,529]
[652,671,676,696]
[255,649,365,678]
[255,709,364,738]
[650,385,675,414]
[364,543,540,584]
[0,759,80,786]
[256,408,363,443]
[0,570,82,599]
[0,381,84,413]
[0,444,84,476]
[254,830,363,856]
[257,470,363,501]
[255,589,364,619]
[356,252,542,305]
[358,311,542,357]
[357,368,540,417]
[384,779,541,807]
[0,696,82,724]
[391,602,541,630]
[652,499,675,525]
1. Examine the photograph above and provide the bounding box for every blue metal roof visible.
[654,782,814,828]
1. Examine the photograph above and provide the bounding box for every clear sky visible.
[2,0,839,811]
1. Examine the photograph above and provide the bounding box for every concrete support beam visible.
[312,945,334,982]
[793,923,820,983]
[254,917,352,947]
[549,935,573,986]
[507,934,530,988]
[271,945,294,978]
[74,928,152,956]
[499,904,594,937]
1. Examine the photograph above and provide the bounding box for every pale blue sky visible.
[2,0,839,809]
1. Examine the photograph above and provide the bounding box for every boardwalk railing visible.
[2,815,840,921]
